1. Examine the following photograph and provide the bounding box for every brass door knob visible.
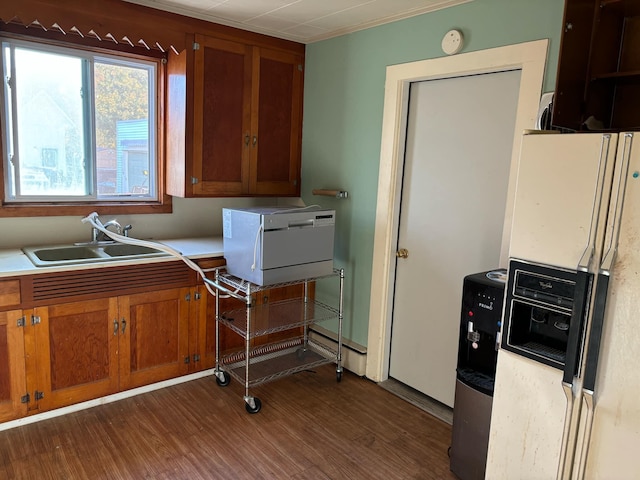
[396,248,409,259]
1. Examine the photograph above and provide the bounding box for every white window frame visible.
[0,37,158,203]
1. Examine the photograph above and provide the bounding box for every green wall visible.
[301,0,566,347]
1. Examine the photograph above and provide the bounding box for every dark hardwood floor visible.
[0,366,456,479]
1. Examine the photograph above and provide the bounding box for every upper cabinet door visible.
[166,34,304,198]
[250,47,303,196]
[553,0,640,131]
[192,35,252,196]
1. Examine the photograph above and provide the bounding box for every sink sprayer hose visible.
[81,212,223,298]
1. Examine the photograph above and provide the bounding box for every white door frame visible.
[366,40,549,382]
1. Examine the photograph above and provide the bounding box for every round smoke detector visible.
[441,29,464,55]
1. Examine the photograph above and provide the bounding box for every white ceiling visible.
[123,0,472,44]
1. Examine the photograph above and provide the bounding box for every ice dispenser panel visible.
[502,261,577,369]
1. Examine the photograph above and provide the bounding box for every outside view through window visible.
[3,42,155,200]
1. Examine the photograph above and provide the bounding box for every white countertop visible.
[0,237,225,278]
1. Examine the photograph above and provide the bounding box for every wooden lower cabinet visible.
[198,283,308,367]
[190,286,245,371]
[0,310,27,422]
[28,298,119,413]
[197,285,241,370]
[22,287,192,414]
[259,283,306,345]
[194,282,306,370]
[0,259,312,421]
[118,288,191,390]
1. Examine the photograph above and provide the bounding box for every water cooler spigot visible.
[467,321,480,349]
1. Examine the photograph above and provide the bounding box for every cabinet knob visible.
[245,134,250,146]
[396,248,409,259]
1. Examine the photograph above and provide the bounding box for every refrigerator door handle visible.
[575,390,596,480]
[572,269,611,479]
[557,381,575,480]
[563,271,590,386]
[568,275,608,480]
[599,133,633,270]
[564,134,613,372]
[574,133,633,478]
[577,134,613,274]
[556,269,591,480]
[583,270,610,391]
[583,132,633,393]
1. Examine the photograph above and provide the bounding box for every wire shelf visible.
[221,338,337,387]
[204,268,342,300]
[210,266,344,410]
[218,298,338,338]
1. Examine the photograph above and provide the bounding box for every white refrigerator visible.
[486,131,640,479]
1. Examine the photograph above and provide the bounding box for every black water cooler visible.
[450,270,505,480]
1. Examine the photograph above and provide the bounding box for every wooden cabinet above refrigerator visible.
[166,34,304,197]
[553,0,640,132]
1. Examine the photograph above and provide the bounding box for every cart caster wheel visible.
[215,371,230,387]
[336,370,343,382]
[245,397,262,414]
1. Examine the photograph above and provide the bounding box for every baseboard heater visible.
[309,325,367,376]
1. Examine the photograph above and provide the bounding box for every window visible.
[1,37,157,203]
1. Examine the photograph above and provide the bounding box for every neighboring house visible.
[20,90,81,193]
[97,119,150,196]
[115,119,149,195]
[96,147,117,194]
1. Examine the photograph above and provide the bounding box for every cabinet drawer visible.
[0,280,21,308]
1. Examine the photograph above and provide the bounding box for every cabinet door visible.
[31,299,119,412]
[257,284,306,345]
[118,288,190,390]
[192,34,252,196]
[250,47,303,196]
[0,310,27,422]
[188,285,209,372]
[214,285,308,355]
[553,0,640,130]
[190,259,224,371]
[197,285,246,368]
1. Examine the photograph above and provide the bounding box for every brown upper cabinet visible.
[553,0,640,131]
[166,34,304,197]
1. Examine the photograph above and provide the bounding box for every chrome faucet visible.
[92,219,122,243]
[76,215,131,246]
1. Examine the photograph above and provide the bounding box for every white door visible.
[389,70,522,407]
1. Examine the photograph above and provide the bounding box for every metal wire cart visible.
[208,267,345,413]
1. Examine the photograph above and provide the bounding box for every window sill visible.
[0,196,172,217]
